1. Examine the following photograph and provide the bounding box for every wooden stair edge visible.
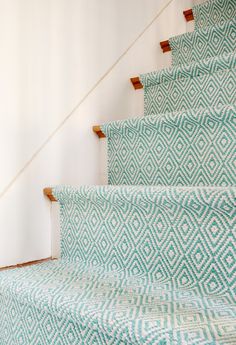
[160,40,171,53]
[93,126,106,138]
[0,257,54,271]
[183,9,194,22]
[130,77,143,90]
[43,187,57,201]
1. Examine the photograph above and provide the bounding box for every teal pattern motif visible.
[169,18,236,66]
[102,105,236,186]
[193,0,236,29]
[0,186,235,345]
[0,0,236,344]
[141,53,236,115]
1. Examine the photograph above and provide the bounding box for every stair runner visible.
[170,18,236,66]
[0,0,235,344]
[193,0,236,29]
[102,105,236,186]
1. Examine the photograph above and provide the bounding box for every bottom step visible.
[1,185,235,344]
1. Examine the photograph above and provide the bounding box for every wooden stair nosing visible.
[93,126,106,138]
[183,9,194,22]
[44,187,57,201]
[130,77,143,90]
[160,40,171,53]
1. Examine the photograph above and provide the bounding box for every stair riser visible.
[104,106,236,187]
[54,186,236,302]
[144,68,236,115]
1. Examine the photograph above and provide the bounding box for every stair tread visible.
[1,245,235,344]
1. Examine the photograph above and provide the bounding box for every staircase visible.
[0,0,235,344]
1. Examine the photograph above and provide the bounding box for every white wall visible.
[0,0,193,267]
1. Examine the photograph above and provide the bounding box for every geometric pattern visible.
[141,53,236,115]
[193,0,236,30]
[169,18,236,66]
[140,52,236,88]
[0,185,235,344]
[0,1,236,344]
[102,105,236,186]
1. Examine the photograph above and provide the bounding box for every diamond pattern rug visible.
[0,0,236,344]
[193,0,236,29]
[169,18,236,67]
[102,105,236,186]
[0,186,235,345]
